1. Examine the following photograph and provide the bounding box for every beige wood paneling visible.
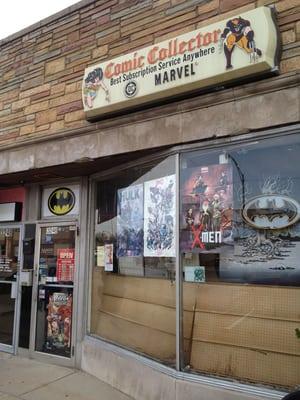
[91,272,300,388]
[102,273,176,308]
[93,311,176,362]
[190,341,300,388]
[183,283,300,321]
[99,294,176,335]
[192,312,300,355]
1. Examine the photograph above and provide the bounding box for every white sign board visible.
[0,203,21,222]
[42,185,80,218]
[83,7,279,119]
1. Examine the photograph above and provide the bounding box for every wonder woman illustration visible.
[83,67,110,108]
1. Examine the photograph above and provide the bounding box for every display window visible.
[180,134,300,389]
[91,156,177,366]
[90,133,300,390]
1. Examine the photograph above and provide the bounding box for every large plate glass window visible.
[179,134,300,389]
[91,156,177,367]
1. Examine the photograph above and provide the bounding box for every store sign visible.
[83,6,279,119]
[42,185,80,218]
[48,188,75,216]
[0,202,22,222]
[57,248,75,282]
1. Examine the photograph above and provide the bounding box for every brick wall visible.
[0,0,299,146]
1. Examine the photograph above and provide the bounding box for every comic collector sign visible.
[82,6,279,119]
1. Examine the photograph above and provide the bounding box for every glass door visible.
[33,224,77,362]
[0,227,21,352]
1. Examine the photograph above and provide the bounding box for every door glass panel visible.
[35,287,73,357]
[19,286,32,348]
[0,283,15,345]
[19,224,35,349]
[35,226,75,358]
[0,228,20,346]
[0,228,20,282]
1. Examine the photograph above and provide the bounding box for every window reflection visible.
[180,135,300,389]
[0,228,20,281]
[0,228,20,346]
[91,156,177,366]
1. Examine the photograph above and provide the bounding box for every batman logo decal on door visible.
[48,188,76,216]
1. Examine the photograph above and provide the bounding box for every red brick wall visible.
[0,0,299,146]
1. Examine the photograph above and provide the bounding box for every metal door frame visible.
[0,223,23,354]
[29,220,79,367]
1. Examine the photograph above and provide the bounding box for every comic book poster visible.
[220,175,300,286]
[144,175,176,257]
[45,291,72,356]
[117,184,144,257]
[104,243,113,271]
[181,164,233,252]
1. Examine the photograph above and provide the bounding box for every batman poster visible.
[220,175,300,286]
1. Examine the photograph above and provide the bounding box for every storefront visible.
[88,130,300,391]
[0,182,87,367]
[0,0,299,398]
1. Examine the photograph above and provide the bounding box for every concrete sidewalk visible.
[0,353,133,400]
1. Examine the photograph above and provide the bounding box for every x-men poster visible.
[181,164,233,252]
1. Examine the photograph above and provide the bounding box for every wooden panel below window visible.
[90,270,300,388]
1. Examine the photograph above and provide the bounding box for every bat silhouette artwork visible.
[48,188,75,216]
[242,195,300,230]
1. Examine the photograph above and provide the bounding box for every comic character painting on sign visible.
[117,184,144,257]
[144,175,176,257]
[219,16,262,69]
[181,164,233,252]
[83,67,110,108]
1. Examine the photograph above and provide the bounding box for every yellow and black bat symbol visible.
[48,188,75,216]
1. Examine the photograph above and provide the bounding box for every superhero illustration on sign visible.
[83,67,110,108]
[219,16,262,69]
[48,187,75,216]
[181,164,233,252]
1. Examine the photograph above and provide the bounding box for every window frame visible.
[85,124,299,396]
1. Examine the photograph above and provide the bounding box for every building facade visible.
[0,0,299,399]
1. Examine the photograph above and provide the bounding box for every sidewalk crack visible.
[18,371,76,398]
